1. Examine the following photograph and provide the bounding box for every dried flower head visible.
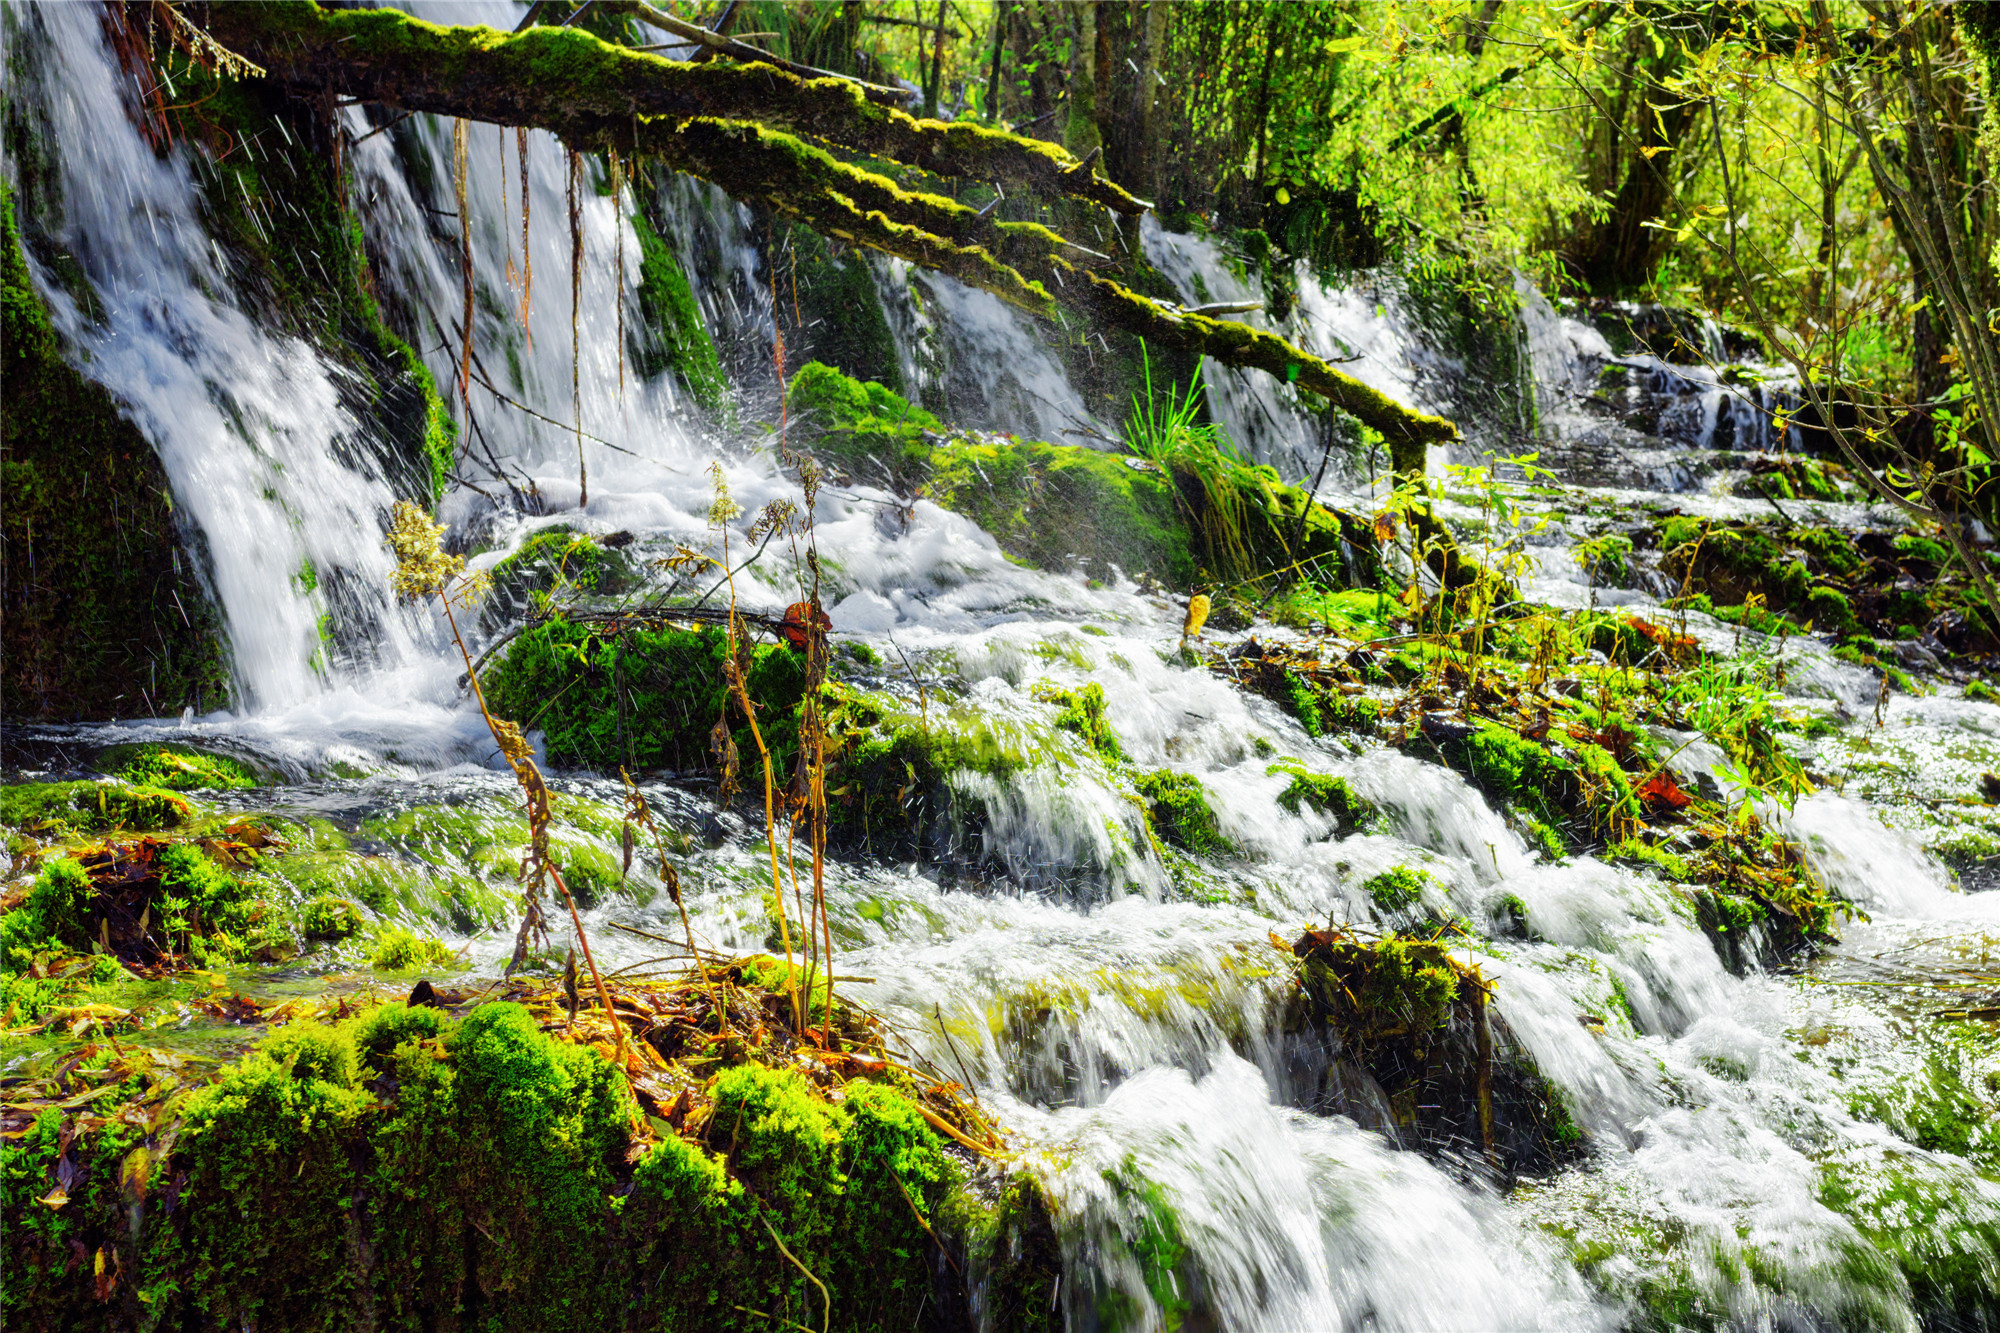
[708,462,743,527]
[386,500,465,600]
[489,716,534,769]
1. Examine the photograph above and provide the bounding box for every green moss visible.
[0,838,273,973]
[1606,836,1692,881]
[630,197,727,411]
[367,926,457,972]
[1434,721,1636,846]
[2,182,228,720]
[1135,769,1230,858]
[300,894,363,941]
[104,743,260,792]
[491,527,631,601]
[485,618,809,774]
[0,779,193,833]
[349,1000,446,1070]
[1268,760,1374,834]
[1294,931,1466,1043]
[788,358,940,490]
[1361,864,1433,912]
[1035,680,1124,762]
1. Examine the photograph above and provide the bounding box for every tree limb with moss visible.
[188,0,1458,468]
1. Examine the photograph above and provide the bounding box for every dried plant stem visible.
[610,147,626,400]
[453,117,473,406]
[566,147,586,508]
[439,592,625,1065]
[516,126,532,342]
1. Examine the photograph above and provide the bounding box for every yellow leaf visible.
[1274,187,1291,206]
[39,1184,68,1210]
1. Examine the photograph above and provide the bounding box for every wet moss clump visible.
[1035,680,1124,763]
[1361,864,1433,913]
[1,183,227,720]
[1287,928,1579,1178]
[102,744,260,792]
[788,358,943,491]
[485,618,809,773]
[0,780,192,835]
[2,996,990,1332]
[629,197,727,412]
[1423,720,1637,852]
[1269,759,1374,835]
[1134,770,1229,857]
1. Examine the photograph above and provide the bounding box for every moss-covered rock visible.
[0,780,192,834]
[630,192,727,412]
[1134,769,1229,857]
[1,996,1003,1332]
[1268,759,1374,835]
[1,183,227,720]
[485,618,808,774]
[99,743,261,792]
[786,361,1376,590]
[1288,929,1578,1178]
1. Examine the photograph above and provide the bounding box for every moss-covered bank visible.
[2,992,1013,1331]
[0,183,228,720]
[788,361,1378,590]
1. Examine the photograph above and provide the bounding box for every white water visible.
[9,7,2000,1330]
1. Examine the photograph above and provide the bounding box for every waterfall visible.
[7,8,1999,1330]
[5,2,430,713]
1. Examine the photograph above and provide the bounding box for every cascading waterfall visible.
[7,7,2000,1330]
[6,2,430,713]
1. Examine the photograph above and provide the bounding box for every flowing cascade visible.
[3,4,2000,1332]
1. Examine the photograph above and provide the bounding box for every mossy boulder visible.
[786,362,1377,591]
[1,1000,996,1332]
[1268,759,1374,835]
[630,193,726,411]
[98,743,262,792]
[485,618,809,774]
[1288,929,1578,1178]
[1134,769,1229,857]
[0,780,192,834]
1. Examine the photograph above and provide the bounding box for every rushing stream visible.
[7,5,2000,1330]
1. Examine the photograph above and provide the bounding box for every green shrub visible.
[368,927,457,972]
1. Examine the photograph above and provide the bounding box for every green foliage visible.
[368,926,457,972]
[492,527,629,601]
[1361,864,1433,912]
[776,224,905,396]
[1574,533,1633,588]
[629,200,727,411]
[349,1001,446,1069]
[0,779,192,833]
[485,618,808,773]
[1135,769,1230,857]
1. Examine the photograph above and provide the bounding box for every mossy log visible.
[198,1,1145,215]
[192,1,1459,463]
